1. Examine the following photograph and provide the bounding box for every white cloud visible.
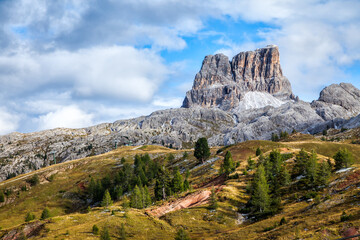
[35,105,94,130]
[152,96,183,108]
[0,46,168,101]
[0,108,20,135]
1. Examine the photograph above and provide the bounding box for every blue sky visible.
[0,0,359,134]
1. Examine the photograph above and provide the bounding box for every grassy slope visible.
[0,140,359,239]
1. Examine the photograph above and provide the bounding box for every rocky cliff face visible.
[311,83,360,120]
[182,45,293,110]
[1,45,360,182]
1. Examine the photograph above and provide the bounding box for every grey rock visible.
[311,83,360,120]
[182,45,293,110]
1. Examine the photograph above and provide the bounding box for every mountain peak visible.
[182,45,293,110]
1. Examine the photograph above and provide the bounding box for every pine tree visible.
[0,190,4,203]
[208,187,218,210]
[304,151,318,187]
[130,185,143,209]
[92,224,99,235]
[255,147,262,156]
[139,169,148,186]
[100,226,111,240]
[183,179,190,191]
[293,149,309,176]
[118,223,126,240]
[248,164,270,215]
[334,148,354,170]
[316,161,331,186]
[175,228,190,240]
[247,156,255,170]
[143,185,152,207]
[271,133,279,142]
[41,207,51,220]
[25,212,35,222]
[114,185,123,201]
[154,166,171,201]
[88,177,96,201]
[101,189,113,208]
[194,137,210,163]
[95,180,104,202]
[267,150,289,195]
[172,170,184,194]
[221,151,235,176]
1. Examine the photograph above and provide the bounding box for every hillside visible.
[1,139,359,239]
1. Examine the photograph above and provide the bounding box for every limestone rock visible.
[182,45,293,110]
[311,83,360,120]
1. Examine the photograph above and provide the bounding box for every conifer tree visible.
[183,179,190,191]
[95,180,104,202]
[154,166,171,201]
[334,148,354,170]
[101,189,113,208]
[255,147,262,156]
[0,190,4,203]
[100,226,111,240]
[114,185,123,201]
[88,177,96,200]
[194,137,210,163]
[118,223,126,240]
[175,228,190,240]
[293,149,309,176]
[271,133,279,142]
[268,150,289,195]
[304,151,318,187]
[220,151,235,176]
[25,212,35,222]
[172,170,184,194]
[143,185,152,207]
[247,156,255,170]
[316,161,331,186]
[248,164,270,215]
[139,169,148,186]
[92,224,99,235]
[130,185,143,209]
[208,187,218,210]
[41,207,51,220]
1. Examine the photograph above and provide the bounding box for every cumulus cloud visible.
[0,46,168,101]
[35,105,94,130]
[0,108,20,135]
[152,96,183,108]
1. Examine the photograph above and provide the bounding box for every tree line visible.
[87,153,191,210]
[244,148,353,219]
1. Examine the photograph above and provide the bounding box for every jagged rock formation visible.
[311,83,360,120]
[1,45,360,182]
[182,45,294,110]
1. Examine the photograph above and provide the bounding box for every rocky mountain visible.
[182,45,294,110]
[0,45,360,182]
[311,83,360,121]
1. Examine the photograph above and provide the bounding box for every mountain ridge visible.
[0,45,360,182]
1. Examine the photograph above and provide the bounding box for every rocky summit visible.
[1,45,360,181]
[182,45,294,110]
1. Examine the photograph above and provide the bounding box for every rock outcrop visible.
[311,83,360,120]
[182,45,293,110]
